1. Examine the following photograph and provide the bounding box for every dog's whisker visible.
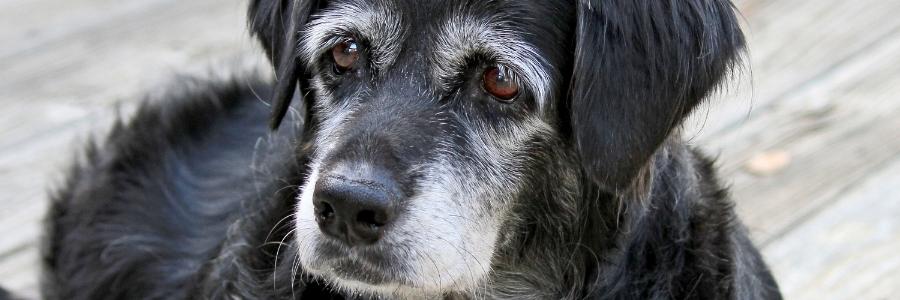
[272,227,297,292]
[264,212,297,244]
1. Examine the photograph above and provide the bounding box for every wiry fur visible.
[41,0,781,299]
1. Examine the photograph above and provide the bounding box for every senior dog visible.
[41,0,782,299]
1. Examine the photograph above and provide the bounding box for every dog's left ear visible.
[570,0,745,192]
[248,0,322,129]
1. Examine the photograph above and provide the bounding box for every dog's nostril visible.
[315,201,335,221]
[356,209,384,228]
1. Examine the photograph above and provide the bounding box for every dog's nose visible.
[313,173,397,247]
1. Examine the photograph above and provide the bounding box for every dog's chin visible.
[298,239,462,298]
[305,257,400,292]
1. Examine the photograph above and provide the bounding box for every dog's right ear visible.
[248,0,322,129]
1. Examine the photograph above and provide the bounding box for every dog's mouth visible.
[303,238,410,287]
[325,258,394,285]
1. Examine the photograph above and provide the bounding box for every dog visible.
[40,0,782,299]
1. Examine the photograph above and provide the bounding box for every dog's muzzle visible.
[312,164,400,247]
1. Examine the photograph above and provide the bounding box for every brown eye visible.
[482,66,519,101]
[332,39,360,72]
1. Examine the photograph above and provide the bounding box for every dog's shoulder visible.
[42,76,296,299]
[592,140,781,299]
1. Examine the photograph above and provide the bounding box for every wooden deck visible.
[1,0,897,298]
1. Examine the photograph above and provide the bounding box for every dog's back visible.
[41,78,303,299]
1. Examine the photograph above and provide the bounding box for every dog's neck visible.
[478,139,733,299]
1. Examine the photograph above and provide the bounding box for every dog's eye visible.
[332,39,360,72]
[482,66,519,102]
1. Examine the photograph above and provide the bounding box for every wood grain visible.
[0,0,263,152]
[0,0,176,59]
[703,31,900,245]
[689,0,900,138]
[763,156,900,300]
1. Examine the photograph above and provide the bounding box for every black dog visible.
[41,0,781,299]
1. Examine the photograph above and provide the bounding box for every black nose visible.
[313,172,398,247]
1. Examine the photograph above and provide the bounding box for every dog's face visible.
[250,0,744,297]
[289,1,572,295]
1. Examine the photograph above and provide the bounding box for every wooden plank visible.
[763,156,900,300]
[0,244,41,299]
[0,109,115,220]
[0,0,264,153]
[0,112,113,296]
[0,0,176,59]
[693,26,900,245]
[687,0,900,139]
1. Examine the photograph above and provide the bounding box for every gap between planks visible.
[691,0,900,140]
[763,155,900,299]
[697,20,900,245]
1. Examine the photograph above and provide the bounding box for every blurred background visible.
[1,0,898,299]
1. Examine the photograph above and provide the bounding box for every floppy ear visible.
[570,0,745,192]
[248,0,322,129]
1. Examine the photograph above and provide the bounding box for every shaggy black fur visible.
[39,0,782,299]
[40,78,307,299]
[0,287,13,300]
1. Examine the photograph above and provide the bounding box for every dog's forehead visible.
[315,0,537,38]
[335,0,570,32]
[306,0,573,107]
[312,0,574,51]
